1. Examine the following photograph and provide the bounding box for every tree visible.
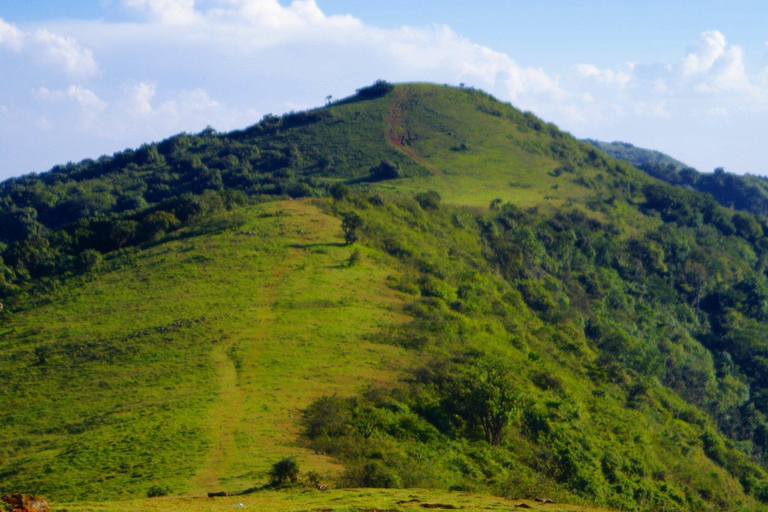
[325,95,333,105]
[683,260,708,310]
[456,357,523,445]
[421,354,523,445]
[329,183,350,201]
[341,212,363,245]
[369,161,400,181]
[76,249,103,273]
[110,220,139,249]
[269,457,300,486]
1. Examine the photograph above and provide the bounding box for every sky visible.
[2,1,768,180]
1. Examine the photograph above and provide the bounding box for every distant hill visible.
[587,138,768,218]
[6,83,768,512]
[584,139,690,170]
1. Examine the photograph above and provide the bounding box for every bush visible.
[76,249,103,273]
[348,249,362,267]
[147,485,171,498]
[414,190,441,210]
[269,457,300,486]
[342,461,401,488]
[369,161,401,181]
[356,80,395,99]
[329,183,351,201]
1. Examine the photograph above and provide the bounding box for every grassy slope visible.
[63,488,617,512]
[0,199,410,500]
[376,85,591,208]
[1,83,755,511]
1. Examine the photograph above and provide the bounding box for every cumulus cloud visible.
[2,1,768,177]
[0,17,24,51]
[121,0,202,25]
[0,17,98,77]
[32,30,99,78]
[573,63,634,88]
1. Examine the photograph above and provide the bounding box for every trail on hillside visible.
[193,221,305,491]
[193,343,243,490]
[386,88,445,178]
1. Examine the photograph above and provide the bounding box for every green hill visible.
[4,82,768,512]
[583,139,690,171]
[585,138,768,219]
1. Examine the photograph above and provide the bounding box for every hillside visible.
[5,82,768,512]
[584,139,690,171]
[586,138,768,218]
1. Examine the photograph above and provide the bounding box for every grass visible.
[0,199,412,501]
[60,487,620,512]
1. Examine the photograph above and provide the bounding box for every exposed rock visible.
[2,494,50,512]
[207,491,227,498]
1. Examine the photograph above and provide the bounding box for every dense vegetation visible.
[296,189,768,511]
[5,82,768,511]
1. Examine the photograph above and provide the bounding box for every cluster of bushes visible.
[305,192,768,510]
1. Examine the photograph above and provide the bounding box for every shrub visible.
[76,249,103,273]
[356,80,395,99]
[342,461,401,488]
[414,191,441,210]
[329,183,350,201]
[269,457,300,486]
[348,249,362,267]
[369,161,401,181]
[147,485,171,498]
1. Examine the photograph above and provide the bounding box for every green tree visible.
[269,457,300,486]
[111,220,139,249]
[329,183,350,201]
[341,212,363,245]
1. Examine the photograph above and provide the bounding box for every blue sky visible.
[2,1,768,178]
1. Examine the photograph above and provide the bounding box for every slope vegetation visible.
[4,83,768,512]
[0,200,409,499]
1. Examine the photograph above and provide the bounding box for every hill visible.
[586,138,768,219]
[583,139,689,171]
[4,82,768,512]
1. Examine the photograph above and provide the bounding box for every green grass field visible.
[0,200,413,500]
[60,487,619,512]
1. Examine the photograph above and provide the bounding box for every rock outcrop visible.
[2,494,50,512]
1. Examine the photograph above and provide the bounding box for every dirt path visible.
[193,343,243,490]
[386,88,445,178]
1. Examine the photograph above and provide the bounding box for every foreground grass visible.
[61,487,618,512]
[0,199,410,500]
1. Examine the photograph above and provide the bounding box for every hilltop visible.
[4,82,768,512]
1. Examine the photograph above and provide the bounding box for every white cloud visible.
[2,2,768,177]
[128,82,157,118]
[0,17,24,51]
[573,63,634,88]
[121,0,202,25]
[682,30,727,76]
[66,85,108,112]
[32,29,99,78]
